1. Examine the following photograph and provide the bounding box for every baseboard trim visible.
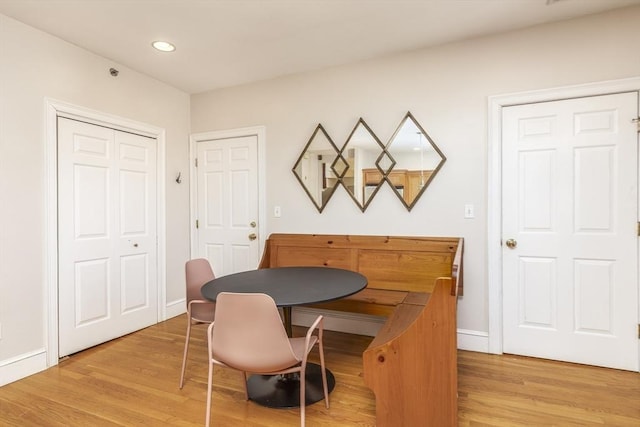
[293,308,490,353]
[166,298,186,319]
[456,328,490,352]
[293,307,386,337]
[0,349,48,386]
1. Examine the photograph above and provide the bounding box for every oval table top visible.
[200,266,367,307]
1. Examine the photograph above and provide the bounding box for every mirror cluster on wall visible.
[292,112,446,212]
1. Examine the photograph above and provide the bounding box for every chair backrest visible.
[185,258,215,322]
[212,292,298,372]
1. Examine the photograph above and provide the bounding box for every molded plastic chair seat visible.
[205,292,329,427]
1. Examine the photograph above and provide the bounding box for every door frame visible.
[487,77,640,356]
[45,98,167,367]
[189,126,267,262]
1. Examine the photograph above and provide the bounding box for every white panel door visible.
[196,135,259,276]
[502,92,639,371]
[58,118,157,356]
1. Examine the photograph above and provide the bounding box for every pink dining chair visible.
[179,258,216,389]
[205,292,329,427]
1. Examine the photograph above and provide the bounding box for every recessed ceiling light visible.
[152,41,176,52]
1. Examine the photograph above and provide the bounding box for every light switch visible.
[274,206,281,218]
[464,204,475,219]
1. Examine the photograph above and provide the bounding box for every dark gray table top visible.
[201,266,367,307]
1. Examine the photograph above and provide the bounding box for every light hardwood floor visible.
[1,315,638,426]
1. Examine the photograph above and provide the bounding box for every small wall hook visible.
[175,172,182,184]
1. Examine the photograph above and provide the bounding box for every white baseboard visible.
[166,298,186,319]
[0,349,48,387]
[292,308,490,353]
[293,307,385,337]
[456,328,490,353]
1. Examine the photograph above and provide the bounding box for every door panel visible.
[519,257,555,328]
[121,254,148,313]
[502,92,638,371]
[75,258,110,325]
[58,118,157,356]
[197,135,259,276]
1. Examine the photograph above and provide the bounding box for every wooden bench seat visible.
[308,288,408,317]
[258,233,462,426]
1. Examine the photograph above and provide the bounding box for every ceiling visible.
[1,0,638,94]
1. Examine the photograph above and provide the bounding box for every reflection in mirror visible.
[339,118,386,212]
[385,112,446,211]
[292,124,341,212]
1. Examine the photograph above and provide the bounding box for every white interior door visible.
[502,92,639,371]
[196,135,259,276]
[58,118,158,356]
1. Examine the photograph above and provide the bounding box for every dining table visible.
[201,266,367,408]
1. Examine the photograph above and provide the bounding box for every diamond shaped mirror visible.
[292,124,341,212]
[339,118,386,212]
[386,112,446,211]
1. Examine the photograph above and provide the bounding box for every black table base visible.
[247,363,335,408]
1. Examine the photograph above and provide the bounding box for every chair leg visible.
[205,361,214,426]
[179,317,192,389]
[318,340,329,408]
[241,371,249,400]
[299,366,306,427]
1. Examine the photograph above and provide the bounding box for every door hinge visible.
[633,117,640,132]
[196,219,199,229]
[637,222,640,236]
[195,158,198,167]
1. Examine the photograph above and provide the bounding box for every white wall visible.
[0,15,190,383]
[2,5,639,385]
[191,7,640,344]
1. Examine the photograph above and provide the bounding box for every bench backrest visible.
[259,233,463,299]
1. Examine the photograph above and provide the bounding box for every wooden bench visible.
[259,233,463,426]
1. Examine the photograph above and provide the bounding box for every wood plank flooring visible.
[0,315,638,426]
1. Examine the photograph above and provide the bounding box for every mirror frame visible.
[292,113,446,213]
[385,111,447,211]
[292,124,342,213]
[338,118,387,212]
